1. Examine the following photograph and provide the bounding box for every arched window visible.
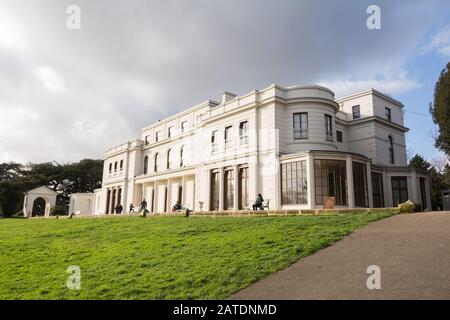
[143,156,148,174]
[167,149,172,169]
[154,153,159,172]
[180,145,184,167]
[388,135,394,164]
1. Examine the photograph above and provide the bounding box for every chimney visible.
[221,91,237,104]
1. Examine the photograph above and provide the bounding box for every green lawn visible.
[0,212,393,299]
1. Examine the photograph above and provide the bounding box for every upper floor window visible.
[239,121,248,145]
[155,131,161,142]
[385,107,391,122]
[336,130,343,143]
[120,160,123,171]
[114,161,118,172]
[225,126,233,148]
[145,136,150,145]
[388,135,395,164]
[143,156,148,174]
[167,149,172,169]
[211,130,218,153]
[352,105,361,119]
[168,126,174,138]
[109,163,112,173]
[181,121,188,133]
[325,114,333,141]
[180,145,185,167]
[293,113,308,140]
[154,153,159,172]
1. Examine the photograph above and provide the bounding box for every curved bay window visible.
[314,159,347,205]
[281,160,307,205]
[352,162,368,207]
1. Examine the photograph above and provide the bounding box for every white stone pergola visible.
[22,186,57,217]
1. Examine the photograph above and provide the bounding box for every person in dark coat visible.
[140,199,147,212]
[253,193,264,210]
[129,203,135,213]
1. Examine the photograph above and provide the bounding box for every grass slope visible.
[0,212,393,299]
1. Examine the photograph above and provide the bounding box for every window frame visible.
[239,121,248,145]
[352,105,361,119]
[388,135,395,164]
[385,107,391,122]
[293,112,308,140]
[224,125,233,148]
[325,114,333,141]
[336,130,343,143]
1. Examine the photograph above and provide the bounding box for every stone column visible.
[219,167,224,211]
[366,161,374,208]
[346,156,355,208]
[166,178,170,213]
[306,153,315,209]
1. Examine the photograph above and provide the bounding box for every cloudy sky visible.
[1,0,450,163]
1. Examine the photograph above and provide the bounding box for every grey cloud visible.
[0,0,449,162]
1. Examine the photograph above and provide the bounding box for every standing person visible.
[129,203,135,213]
[253,193,264,210]
[117,204,123,214]
[140,199,147,212]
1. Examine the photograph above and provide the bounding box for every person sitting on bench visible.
[253,194,264,210]
[172,200,182,212]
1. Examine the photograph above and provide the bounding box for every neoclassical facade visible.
[87,84,430,215]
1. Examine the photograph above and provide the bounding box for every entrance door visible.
[32,197,46,217]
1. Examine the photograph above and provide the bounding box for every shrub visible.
[398,200,415,213]
[50,206,68,216]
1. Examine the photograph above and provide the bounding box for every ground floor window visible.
[224,168,234,210]
[314,159,347,205]
[392,177,408,206]
[371,172,384,208]
[281,160,307,205]
[238,166,249,209]
[210,171,220,211]
[420,177,427,210]
[353,162,368,207]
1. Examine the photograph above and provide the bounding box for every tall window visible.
[120,160,123,171]
[154,153,159,172]
[168,126,174,138]
[109,163,112,173]
[225,126,233,148]
[210,170,220,211]
[180,145,184,167]
[293,113,308,140]
[238,166,249,209]
[181,121,187,133]
[167,149,172,169]
[325,114,333,141]
[239,121,248,145]
[143,156,148,174]
[281,161,307,205]
[145,136,150,145]
[388,135,394,164]
[314,160,347,205]
[224,168,234,210]
[371,172,384,208]
[420,178,427,210]
[352,105,361,119]
[155,131,161,142]
[392,177,408,206]
[211,130,218,153]
[114,161,118,172]
[385,107,391,121]
[336,130,343,143]
[353,162,368,207]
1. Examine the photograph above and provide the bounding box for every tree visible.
[0,159,103,217]
[409,154,431,171]
[430,62,450,155]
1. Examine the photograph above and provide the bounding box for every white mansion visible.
[72,84,430,215]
